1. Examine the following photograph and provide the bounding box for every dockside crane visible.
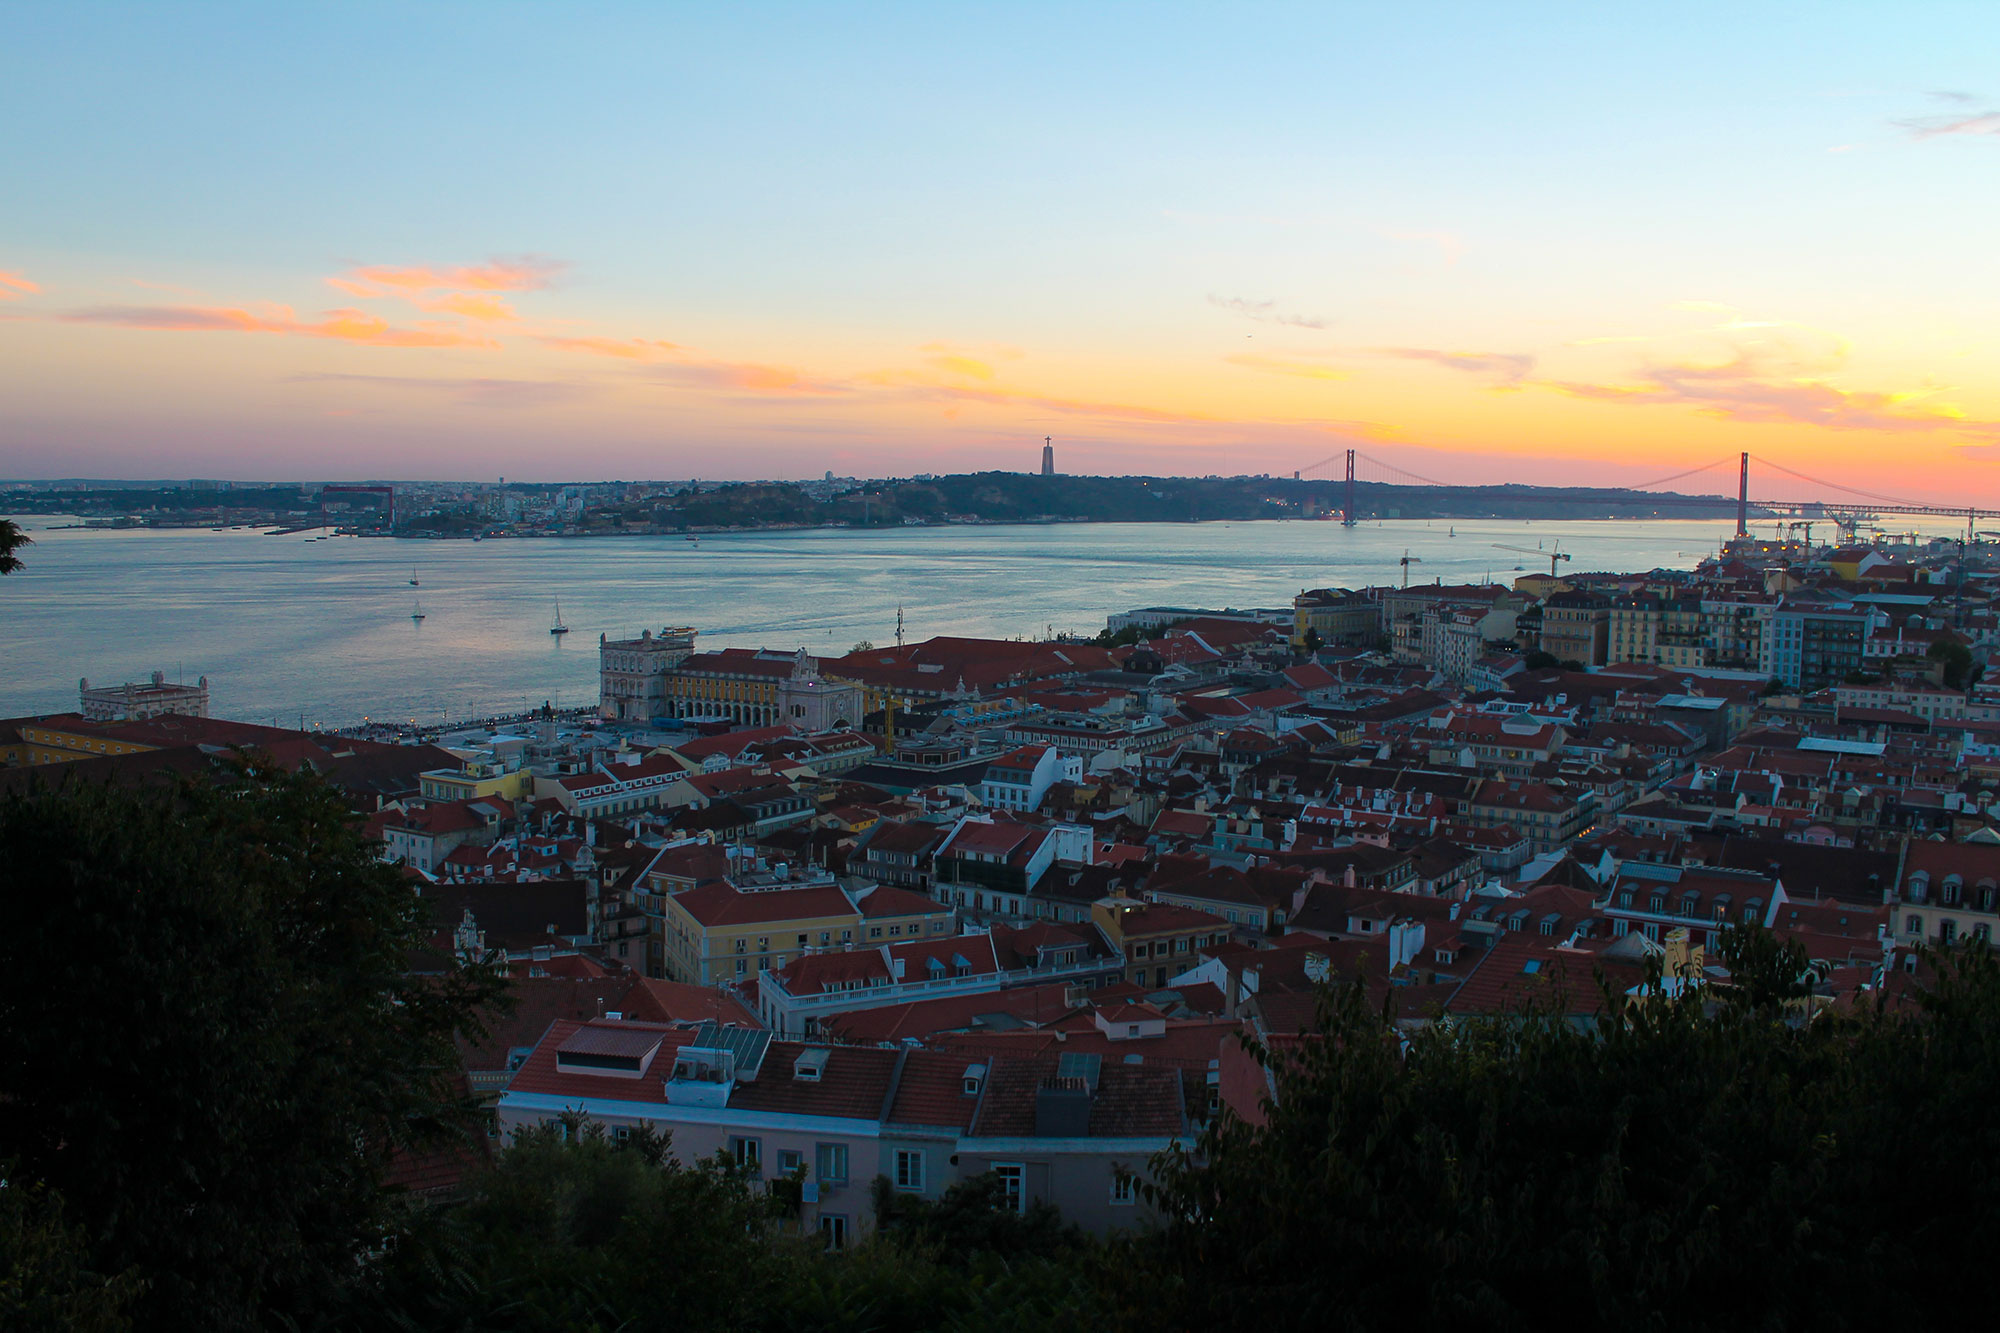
[1493,541,1571,578]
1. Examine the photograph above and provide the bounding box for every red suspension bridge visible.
[1296,449,2000,539]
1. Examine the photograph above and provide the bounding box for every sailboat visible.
[550,598,570,636]
[409,569,419,586]
[411,599,425,622]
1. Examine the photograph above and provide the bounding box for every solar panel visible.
[690,1021,772,1078]
[1055,1051,1103,1093]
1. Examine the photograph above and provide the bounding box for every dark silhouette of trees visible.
[0,764,504,1330]
[0,518,29,574]
[1131,932,2000,1332]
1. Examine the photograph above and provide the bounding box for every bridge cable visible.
[1749,455,1927,509]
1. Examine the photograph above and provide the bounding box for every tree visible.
[1930,638,1974,689]
[851,640,875,653]
[351,1121,774,1332]
[0,518,29,574]
[0,763,505,1330]
[0,1177,143,1333]
[1302,627,1324,653]
[1130,935,2000,1331]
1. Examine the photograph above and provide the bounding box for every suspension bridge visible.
[1295,449,2000,539]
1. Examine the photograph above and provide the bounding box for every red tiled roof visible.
[855,884,945,918]
[670,882,857,928]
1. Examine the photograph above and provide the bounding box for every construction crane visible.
[1399,548,1422,587]
[1492,541,1570,578]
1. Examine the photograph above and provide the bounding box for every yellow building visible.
[1291,588,1380,649]
[4,718,164,765]
[1538,590,1609,667]
[663,649,804,726]
[1091,896,1233,989]
[1512,573,1571,599]
[418,762,535,802]
[658,881,864,984]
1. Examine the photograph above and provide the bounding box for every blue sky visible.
[5,2,1999,492]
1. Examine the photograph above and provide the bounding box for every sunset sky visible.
[4,2,1999,500]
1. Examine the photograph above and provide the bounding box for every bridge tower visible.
[1343,449,1357,528]
[1736,452,1749,538]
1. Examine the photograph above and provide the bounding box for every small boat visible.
[409,569,419,586]
[411,599,426,622]
[550,598,570,636]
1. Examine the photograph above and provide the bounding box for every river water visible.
[0,514,1804,727]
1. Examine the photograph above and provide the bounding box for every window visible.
[816,1143,848,1185]
[797,934,808,948]
[735,958,747,976]
[993,1163,1025,1213]
[1907,914,1923,935]
[870,926,883,938]
[1941,920,1958,946]
[758,936,769,951]
[894,1149,926,1192]
[777,1148,804,1176]
[819,1214,848,1251]
[1111,1173,1135,1206]
[730,1136,761,1176]
[736,938,747,953]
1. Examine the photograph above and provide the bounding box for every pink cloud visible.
[540,334,683,360]
[0,270,39,300]
[648,360,852,396]
[1371,347,1535,383]
[59,303,497,348]
[332,257,564,294]
[1533,353,1998,437]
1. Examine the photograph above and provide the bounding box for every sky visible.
[4,2,2000,501]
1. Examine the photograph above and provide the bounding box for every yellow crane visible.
[1492,541,1571,578]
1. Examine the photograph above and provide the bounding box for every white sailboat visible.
[411,598,425,622]
[550,598,569,636]
[409,568,419,586]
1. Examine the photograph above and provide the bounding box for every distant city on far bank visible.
[2,468,1761,538]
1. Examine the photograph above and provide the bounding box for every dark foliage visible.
[0,764,505,1330]
[1130,931,2000,1332]
[0,517,29,574]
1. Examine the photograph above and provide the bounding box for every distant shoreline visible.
[13,511,1751,540]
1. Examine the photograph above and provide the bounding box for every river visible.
[0,514,1862,727]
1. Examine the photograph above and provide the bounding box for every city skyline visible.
[5,4,2000,500]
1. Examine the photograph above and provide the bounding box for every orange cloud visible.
[924,353,998,380]
[914,341,1029,381]
[1532,355,1995,436]
[0,270,38,300]
[333,257,562,294]
[540,334,683,360]
[1372,347,1535,382]
[417,292,519,321]
[1225,353,1350,381]
[650,360,851,396]
[58,303,496,348]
